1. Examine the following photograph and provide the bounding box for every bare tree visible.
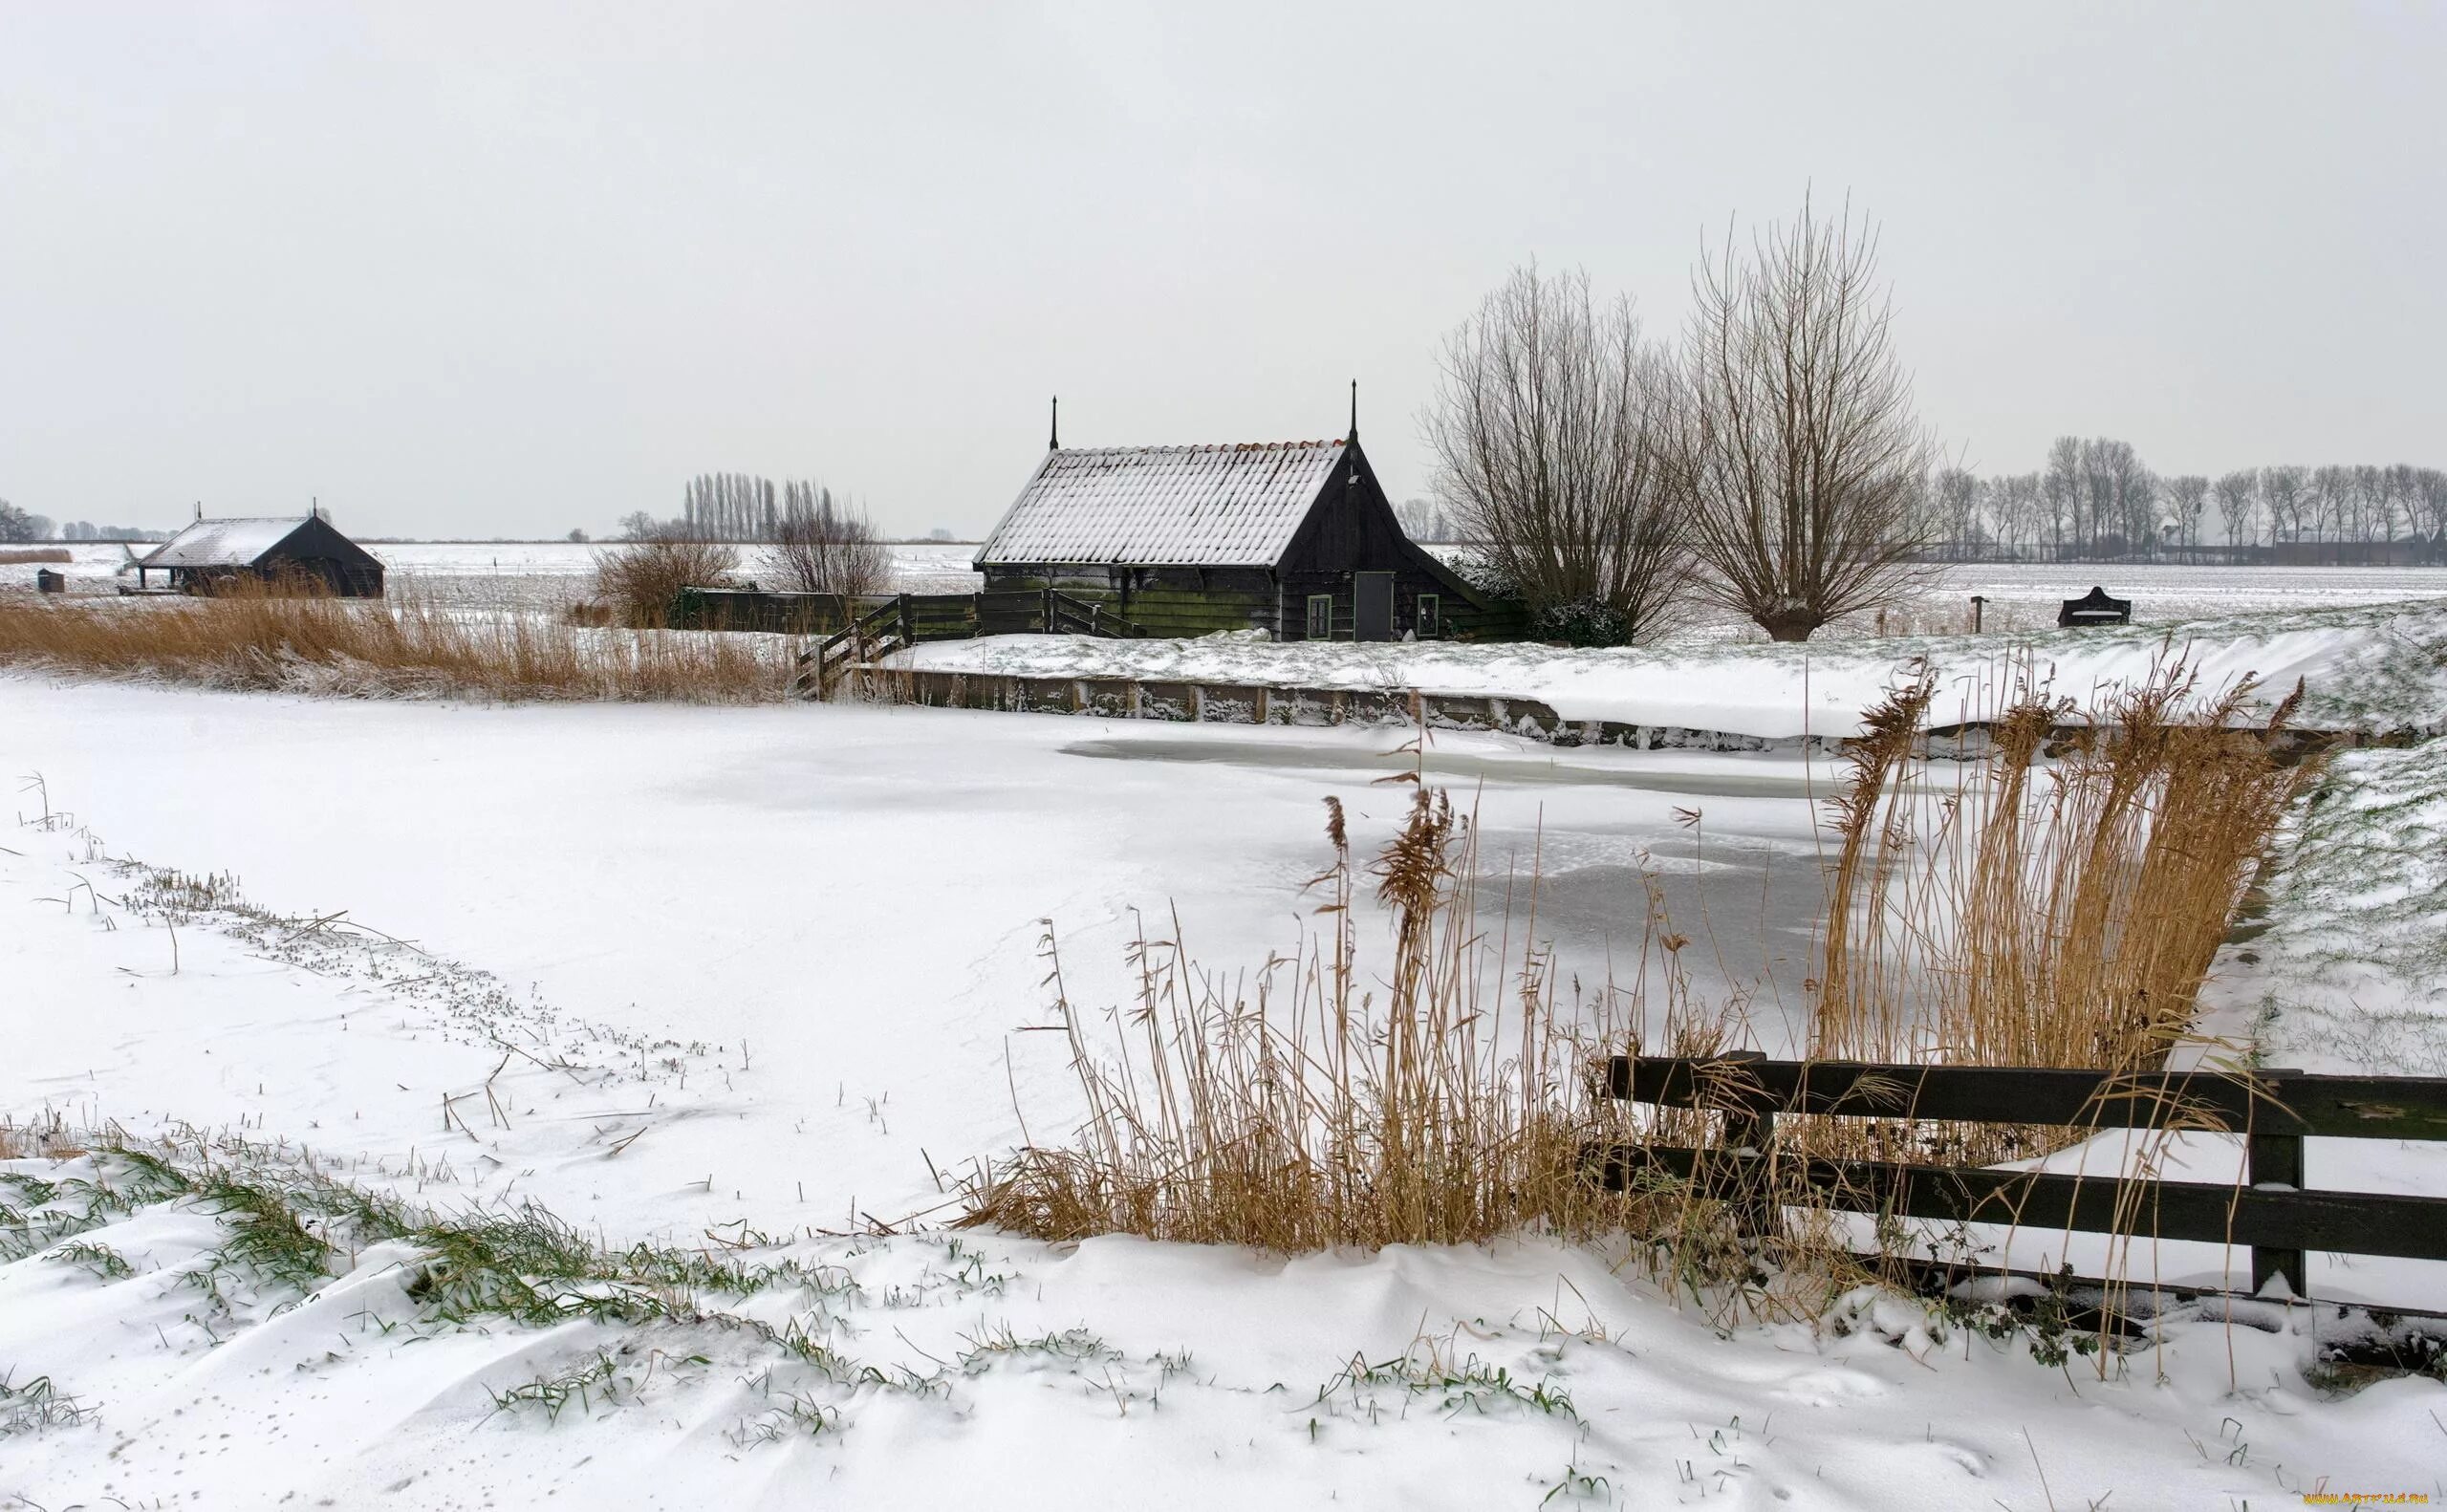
[2261,465,2309,542]
[1986,472,2044,553]
[2415,467,2447,543]
[2042,438,2080,556]
[1425,263,1688,643]
[1666,197,1937,640]
[1934,466,1981,557]
[2212,470,2260,548]
[1393,497,1452,543]
[761,488,892,597]
[2163,474,2209,551]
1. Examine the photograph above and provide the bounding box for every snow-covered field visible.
[5,607,2447,1507]
[0,540,990,611]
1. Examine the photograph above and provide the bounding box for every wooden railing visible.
[1046,590,1136,638]
[792,594,911,698]
[1599,1053,2447,1305]
[789,591,1142,697]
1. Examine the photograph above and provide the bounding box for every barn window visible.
[1416,594,1440,638]
[1306,594,1333,639]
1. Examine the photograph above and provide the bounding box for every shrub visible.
[760,500,891,598]
[593,536,739,629]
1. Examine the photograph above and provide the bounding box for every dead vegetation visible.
[961,780,1637,1249]
[965,659,2316,1342]
[591,535,741,628]
[1812,653,2314,1074]
[0,577,789,702]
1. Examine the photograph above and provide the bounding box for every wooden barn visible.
[137,513,386,597]
[973,424,1506,641]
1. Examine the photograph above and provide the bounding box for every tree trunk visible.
[1759,608,1821,641]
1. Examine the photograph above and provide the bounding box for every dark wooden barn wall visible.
[1273,451,1491,642]
[977,565,1275,637]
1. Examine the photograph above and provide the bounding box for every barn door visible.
[1353,572,1394,641]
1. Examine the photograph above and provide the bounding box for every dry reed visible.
[961,782,1640,1250]
[0,579,790,702]
[1810,651,2314,1075]
[967,656,2317,1344]
[592,536,741,628]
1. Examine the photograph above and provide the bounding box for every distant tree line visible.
[57,519,172,542]
[1930,450,2447,560]
[0,500,178,543]
[618,474,872,546]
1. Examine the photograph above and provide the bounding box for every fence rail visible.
[783,591,1142,698]
[1600,1053,2447,1304]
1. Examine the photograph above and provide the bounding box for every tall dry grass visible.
[1811,653,2313,1073]
[962,782,1642,1249]
[0,579,790,702]
[966,655,2315,1330]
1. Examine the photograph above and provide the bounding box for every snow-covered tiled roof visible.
[141,517,314,569]
[974,441,1346,568]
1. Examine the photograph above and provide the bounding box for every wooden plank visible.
[1607,1057,2447,1141]
[1594,1146,2447,1263]
[2249,1071,2308,1296]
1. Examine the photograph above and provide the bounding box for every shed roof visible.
[974,441,1347,568]
[141,517,317,570]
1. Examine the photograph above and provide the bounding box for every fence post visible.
[898,594,914,647]
[2247,1067,2306,1299]
[1705,1051,1776,1242]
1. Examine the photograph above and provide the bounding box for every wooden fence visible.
[673,586,1143,643]
[1599,1053,2447,1306]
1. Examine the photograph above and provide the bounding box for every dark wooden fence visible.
[1600,1053,2447,1305]
[786,591,1138,697]
[672,586,1142,643]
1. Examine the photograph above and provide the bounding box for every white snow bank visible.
[897,599,2447,739]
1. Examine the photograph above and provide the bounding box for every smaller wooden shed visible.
[137,514,386,597]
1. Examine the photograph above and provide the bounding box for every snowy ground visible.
[0,540,989,612]
[5,654,2446,1506]
[903,597,2447,739]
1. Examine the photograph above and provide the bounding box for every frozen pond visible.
[0,680,1830,1219]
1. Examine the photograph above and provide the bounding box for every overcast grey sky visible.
[3,2,2439,539]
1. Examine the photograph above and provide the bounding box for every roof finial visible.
[1348,379,1357,444]
[1050,395,1059,451]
